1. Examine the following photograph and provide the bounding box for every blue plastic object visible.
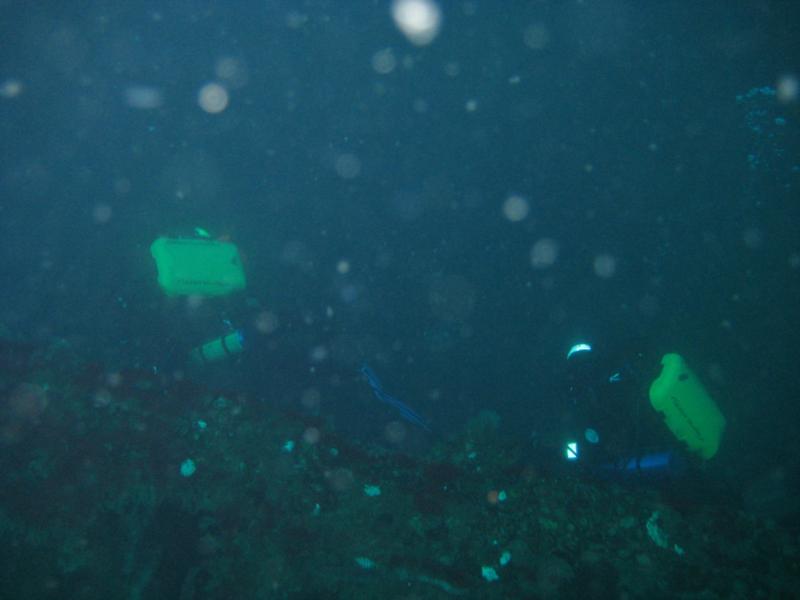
[360,364,431,432]
[597,451,685,482]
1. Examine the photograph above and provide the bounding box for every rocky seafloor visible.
[0,339,797,599]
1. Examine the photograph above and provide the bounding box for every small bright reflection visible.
[565,441,579,461]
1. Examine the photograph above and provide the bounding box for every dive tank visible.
[189,330,244,365]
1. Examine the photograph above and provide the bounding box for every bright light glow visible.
[567,343,592,359]
[391,0,442,46]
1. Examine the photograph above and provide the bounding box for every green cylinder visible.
[190,331,245,365]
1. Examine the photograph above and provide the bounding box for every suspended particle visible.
[776,74,799,104]
[0,78,23,98]
[523,23,550,50]
[371,48,397,74]
[502,194,530,222]
[334,153,361,179]
[92,203,113,224]
[198,82,229,114]
[123,84,163,109]
[593,253,617,278]
[530,238,559,269]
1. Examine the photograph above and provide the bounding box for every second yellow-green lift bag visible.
[649,353,726,459]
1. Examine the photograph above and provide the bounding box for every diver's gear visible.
[189,330,245,364]
[649,353,726,459]
[597,451,685,482]
[564,441,579,461]
[560,432,683,479]
[150,236,246,297]
[567,342,592,359]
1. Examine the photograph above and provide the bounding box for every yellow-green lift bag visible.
[649,353,726,459]
[150,237,246,297]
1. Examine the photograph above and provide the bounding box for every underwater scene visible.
[1,1,799,598]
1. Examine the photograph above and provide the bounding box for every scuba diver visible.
[547,340,726,485]
[150,232,432,433]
